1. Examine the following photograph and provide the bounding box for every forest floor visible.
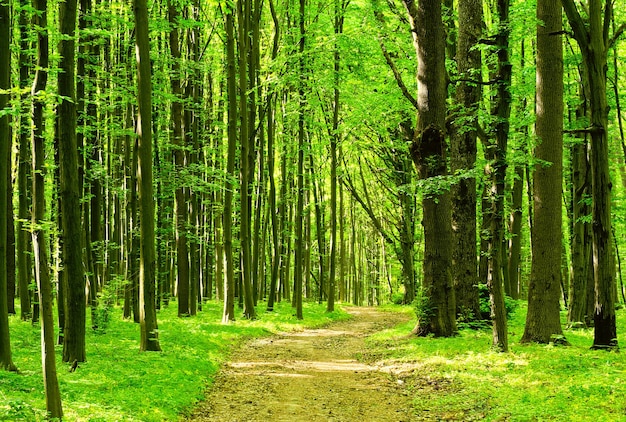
[184,307,418,421]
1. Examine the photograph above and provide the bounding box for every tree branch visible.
[378,39,418,110]
[609,23,626,49]
[562,0,589,48]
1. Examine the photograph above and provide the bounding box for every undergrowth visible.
[0,300,348,421]
[367,302,626,421]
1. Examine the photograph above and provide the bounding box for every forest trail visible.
[184,307,416,422]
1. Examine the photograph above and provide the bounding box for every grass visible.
[0,300,349,421]
[366,303,626,421]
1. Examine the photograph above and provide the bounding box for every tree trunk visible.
[134,0,162,352]
[293,0,307,320]
[58,0,87,363]
[404,0,456,337]
[17,0,33,321]
[563,0,618,349]
[522,0,565,344]
[568,139,592,325]
[222,5,237,323]
[238,0,256,320]
[0,0,16,370]
[167,0,190,317]
[31,0,63,411]
[450,0,482,321]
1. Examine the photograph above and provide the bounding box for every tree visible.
[293,0,307,320]
[222,2,237,323]
[0,0,17,372]
[167,0,190,318]
[134,0,161,352]
[58,0,87,363]
[521,0,565,344]
[562,0,618,349]
[238,0,256,320]
[17,0,33,322]
[32,0,63,413]
[404,0,456,337]
[450,0,483,321]
[483,0,511,352]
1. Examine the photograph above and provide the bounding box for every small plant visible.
[92,278,122,334]
[413,289,436,326]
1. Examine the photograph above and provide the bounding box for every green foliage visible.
[365,304,626,421]
[1,301,348,421]
[412,289,436,326]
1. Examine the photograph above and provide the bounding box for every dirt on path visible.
[185,307,416,422]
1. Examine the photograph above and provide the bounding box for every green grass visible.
[0,300,349,421]
[366,303,626,421]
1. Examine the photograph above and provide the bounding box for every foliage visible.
[0,301,348,421]
[365,303,626,421]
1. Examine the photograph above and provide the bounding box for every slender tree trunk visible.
[563,0,618,349]
[522,0,565,344]
[32,0,62,411]
[222,5,237,323]
[134,0,162,351]
[0,0,16,371]
[17,0,33,320]
[58,0,87,363]
[293,0,307,320]
[265,0,280,310]
[482,0,511,352]
[450,0,482,321]
[167,0,190,317]
[238,0,256,320]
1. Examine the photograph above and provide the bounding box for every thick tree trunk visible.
[405,0,456,337]
[522,0,565,344]
[134,0,161,352]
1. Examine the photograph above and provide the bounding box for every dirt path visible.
[185,307,416,422]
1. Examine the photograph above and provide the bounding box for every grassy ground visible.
[368,303,626,421]
[0,300,348,421]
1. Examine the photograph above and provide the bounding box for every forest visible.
[1,0,626,419]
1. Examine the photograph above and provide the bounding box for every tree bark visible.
[222,4,237,323]
[17,0,33,320]
[404,0,456,337]
[0,0,16,371]
[134,0,162,352]
[563,0,618,349]
[167,0,190,317]
[522,0,565,344]
[32,0,63,412]
[450,0,482,321]
[58,0,87,363]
